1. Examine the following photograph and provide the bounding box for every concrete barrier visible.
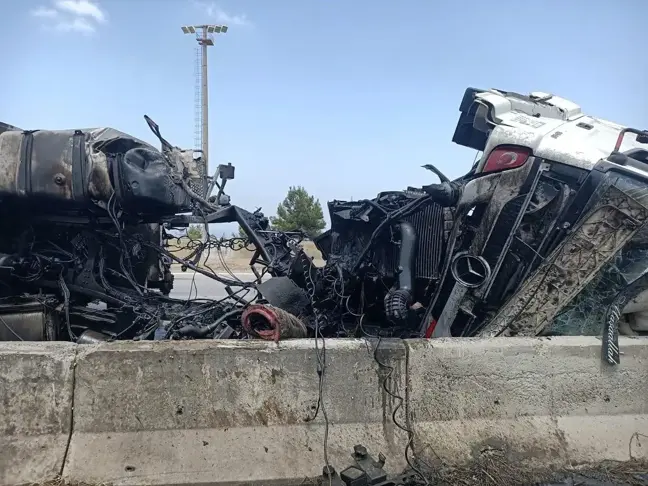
[3,336,648,485]
[0,342,76,485]
[407,336,648,470]
[63,339,409,485]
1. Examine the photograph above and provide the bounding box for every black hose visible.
[176,308,241,338]
[420,181,459,207]
[396,222,416,293]
[384,222,417,322]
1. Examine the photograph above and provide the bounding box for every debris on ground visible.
[36,479,111,486]
[307,444,648,486]
[435,459,648,486]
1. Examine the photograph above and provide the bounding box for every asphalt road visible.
[170,271,262,301]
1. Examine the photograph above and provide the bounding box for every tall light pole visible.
[181,24,228,196]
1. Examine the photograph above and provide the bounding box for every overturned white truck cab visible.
[425,88,648,351]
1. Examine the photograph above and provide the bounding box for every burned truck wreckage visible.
[1,88,648,363]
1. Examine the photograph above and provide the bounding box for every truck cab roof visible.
[453,88,648,171]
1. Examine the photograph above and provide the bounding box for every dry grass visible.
[169,239,323,272]
[34,461,648,486]
[425,455,648,485]
[428,447,542,485]
[35,479,111,486]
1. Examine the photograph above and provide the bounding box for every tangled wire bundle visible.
[242,304,308,341]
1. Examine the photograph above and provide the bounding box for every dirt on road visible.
[170,239,324,272]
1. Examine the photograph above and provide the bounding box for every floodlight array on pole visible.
[181,24,228,197]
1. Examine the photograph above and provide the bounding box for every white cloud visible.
[194,1,251,27]
[30,6,59,18]
[29,0,107,35]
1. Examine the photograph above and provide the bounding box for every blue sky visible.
[1,0,647,231]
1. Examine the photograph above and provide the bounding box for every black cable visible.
[194,207,245,285]
[176,308,242,338]
[9,194,275,342]
[58,273,76,341]
[143,241,254,288]
[366,333,429,485]
[300,253,332,480]
[0,314,24,340]
[357,292,428,485]
[106,193,143,295]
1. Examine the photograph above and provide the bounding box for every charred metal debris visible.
[314,444,425,486]
[2,88,648,364]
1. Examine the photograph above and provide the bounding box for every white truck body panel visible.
[474,89,647,172]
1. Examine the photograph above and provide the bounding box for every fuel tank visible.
[0,126,191,216]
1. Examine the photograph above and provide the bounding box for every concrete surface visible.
[408,337,648,470]
[2,337,648,485]
[0,342,76,485]
[64,339,409,485]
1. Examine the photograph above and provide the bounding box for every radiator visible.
[373,202,445,280]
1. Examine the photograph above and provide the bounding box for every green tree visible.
[271,186,326,238]
[187,225,202,241]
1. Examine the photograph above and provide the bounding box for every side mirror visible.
[421,163,450,183]
[218,163,235,181]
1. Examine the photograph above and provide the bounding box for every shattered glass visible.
[548,176,648,336]
[548,233,648,336]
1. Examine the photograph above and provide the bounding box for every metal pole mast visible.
[181,24,228,192]
[201,27,209,174]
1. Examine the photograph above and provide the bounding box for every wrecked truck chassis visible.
[2,87,648,364]
[2,142,648,360]
[235,151,648,359]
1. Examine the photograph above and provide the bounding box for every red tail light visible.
[482,146,531,173]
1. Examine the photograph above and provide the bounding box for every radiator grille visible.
[408,203,445,280]
[373,202,445,280]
